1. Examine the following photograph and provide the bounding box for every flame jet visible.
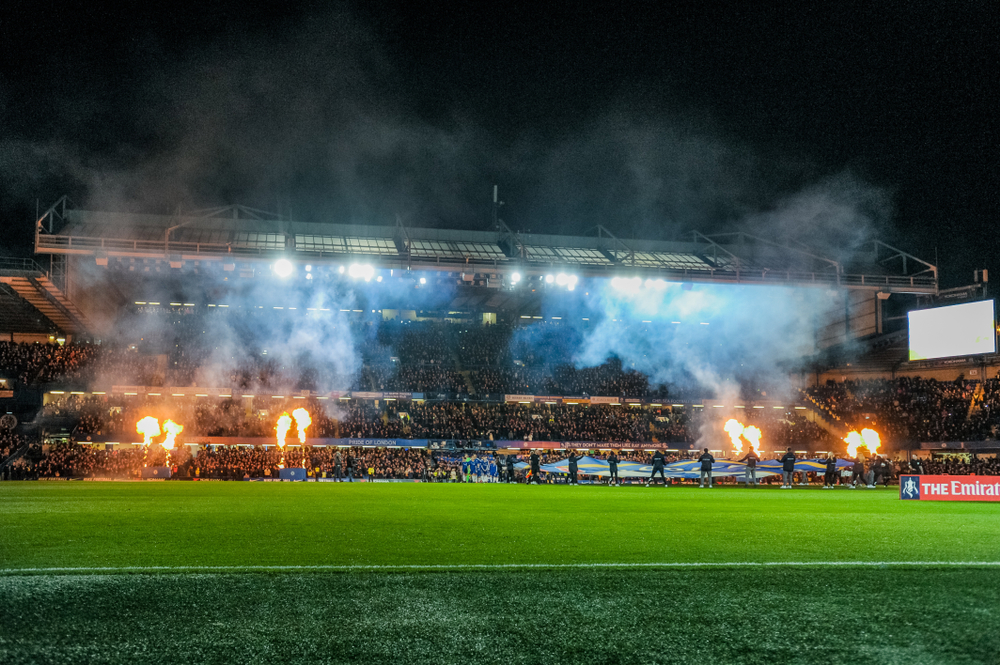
[742,425,762,456]
[162,420,183,451]
[724,419,745,455]
[292,408,311,444]
[845,429,881,457]
[136,417,160,446]
[276,413,293,448]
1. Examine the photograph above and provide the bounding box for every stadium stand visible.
[807,377,1000,443]
[36,392,830,446]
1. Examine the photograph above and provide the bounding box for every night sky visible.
[1,1,995,287]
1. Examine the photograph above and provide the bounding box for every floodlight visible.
[273,259,294,278]
[419,277,427,285]
[511,272,521,283]
[545,274,554,284]
[348,264,375,281]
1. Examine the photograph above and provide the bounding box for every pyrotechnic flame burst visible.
[275,413,293,448]
[742,425,762,455]
[845,428,881,458]
[861,428,880,456]
[723,419,762,456]
[162,419,183,451]
[724,419,745,455]
[136,416,160,446]
[292,408,311,444]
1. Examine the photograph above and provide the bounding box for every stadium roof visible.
[33,197,938,294]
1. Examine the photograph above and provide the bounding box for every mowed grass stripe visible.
[5,561,1000,575]
[1,482,998,569]
[2,569,1000,664]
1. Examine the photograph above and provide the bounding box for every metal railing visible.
[34,233,938,292]
[0,257,47,275]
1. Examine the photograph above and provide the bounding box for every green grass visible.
[2,482,999,569]
[2,482,999,663]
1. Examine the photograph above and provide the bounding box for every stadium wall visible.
[814,359,1000,384]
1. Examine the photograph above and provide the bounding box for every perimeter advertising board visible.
[900,475,1000,502]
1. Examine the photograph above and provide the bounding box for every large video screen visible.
[908,299,996,361]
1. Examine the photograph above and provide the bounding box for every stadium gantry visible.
[30,196,937,290]
[0,196,941,339]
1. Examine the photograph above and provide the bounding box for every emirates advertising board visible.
[900,475,1000,502]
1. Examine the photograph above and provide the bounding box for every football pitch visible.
[2,482,999,663]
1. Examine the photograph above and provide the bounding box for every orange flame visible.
[742,425,762,456]
[162,419,183,451]
[845,429,881,458]
[275,412,292,448]
[292,408,311,444]
[136,416,160,446]
[724,419,744,455]
[845,431,863,458]
[861,428,881,456]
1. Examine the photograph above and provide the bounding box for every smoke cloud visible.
[516,279,837,403]
[1,6,898,405]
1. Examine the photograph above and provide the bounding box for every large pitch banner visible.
[900,475,1000,502]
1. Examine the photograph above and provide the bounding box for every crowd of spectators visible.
[4,442,440,481]
[0,341,101,386]
[0,320,672,397]
[808,377,1000,443]
[0,430,24,462]
[39,392,834,448]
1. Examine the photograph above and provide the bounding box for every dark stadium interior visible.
[1,4,997,663]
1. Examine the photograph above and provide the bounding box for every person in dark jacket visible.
[780,448,797,489]
[698,448,715,488]
[607,451,620,486]
[567,450,580,485]
[737,449,759,487]
[823,452,838,488]
[345,453,355,482]
[850,456,866,489]
[648,449,667,487]
[529,450,541,485]
[505,454,516,484]
[872,456,891,487]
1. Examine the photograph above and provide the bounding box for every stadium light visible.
[273,259,294,278]
[348,264,375,281]
[419,277,427,284]
[511,272,521,284]
[545,274,555,284]
[611,276,642,294]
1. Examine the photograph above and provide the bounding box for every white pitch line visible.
[2,561,1000,575]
